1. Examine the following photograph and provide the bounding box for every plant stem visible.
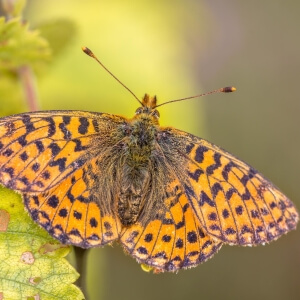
[18,65,40,111]
[74,247,90,299]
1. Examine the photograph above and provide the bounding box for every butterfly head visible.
[134,94,160,123]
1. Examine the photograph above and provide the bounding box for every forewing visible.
[120,179,222,272]
[0,110,125,192]
[160,128,299,246]
[24,156,122,248]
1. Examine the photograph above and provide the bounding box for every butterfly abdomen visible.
[116,115,157,226]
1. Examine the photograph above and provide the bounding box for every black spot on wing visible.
[3,148,13,157]
[208,212,217,220]
[22,115,35,133]
[186,143,194,154]
[222,209,230,219]
[49,143,61,156]
[235,205,244,215]
[175,218,185,229]
[175,238,183,248]
[20,151,29,161]
[78,117,89,135]
[41,170,51,180]
[182,203,189,212]
[74,139,89,152]
[49,157,67,172]
[187,231,197,243]
[222,161,236,181]
[47,195,59,208]
[242,189,251,200]
[59,122,72,140]
[31,162,40,172]
[63,116,71,125]
[199,191,215,207]
[162,235,172,242]
[18,135,27,146]
[90,217,98,228]
[35,141,45,153]
[59,208,68,217]
[45,117,56,137]
[144,233,153,242]
[137,247,148,255]
[211,182,223,198]
[225,188,237,200]
[187,168,204,182]
[73,211,82,220]
[194,146,209,163]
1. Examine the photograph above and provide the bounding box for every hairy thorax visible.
[117,114,158,226]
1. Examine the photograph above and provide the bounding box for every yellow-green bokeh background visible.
[10,0,300,299]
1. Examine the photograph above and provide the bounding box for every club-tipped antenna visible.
[154,86,236,108]
[82,47,142,106]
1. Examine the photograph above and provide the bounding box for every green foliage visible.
[0,187,84,299]
[0,17,51,72]
[0,2,84,298]
[0,15,51,115]
[0,5,77,115]
[1,0,27,18]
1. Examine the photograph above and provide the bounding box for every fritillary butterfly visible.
[0,48,298,272]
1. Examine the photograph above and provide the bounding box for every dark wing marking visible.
[157,127,299,246]
[0,110,126,192]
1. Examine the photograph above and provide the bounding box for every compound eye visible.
[135,107,143,115]
[152,109,160,119]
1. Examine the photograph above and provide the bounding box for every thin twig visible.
[18,65,40,111]
[74,247,90,299]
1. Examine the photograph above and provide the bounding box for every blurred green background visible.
[4,0,300,299]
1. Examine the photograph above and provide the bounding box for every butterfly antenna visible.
[82,47,143,106]
[155,86,236,108]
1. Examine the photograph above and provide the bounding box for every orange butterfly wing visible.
[0,109,298,271]
[121,179,222,271]
[0,111,126,247]
[0,111,124,192]
[23,157,121,248]
[165,128,299,245]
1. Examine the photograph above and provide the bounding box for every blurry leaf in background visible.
[1,0,26,18]
[0,6,77,115]
[0,15,51,114]
[0,17,50,72]
[37,18,77,58]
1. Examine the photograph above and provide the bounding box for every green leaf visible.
[0,17,51,72]
[0,187,84,300]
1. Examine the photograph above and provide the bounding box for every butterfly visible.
[0,48,298,273]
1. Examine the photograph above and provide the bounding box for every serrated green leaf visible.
[0,17,51,72]
[0,186,84,300]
